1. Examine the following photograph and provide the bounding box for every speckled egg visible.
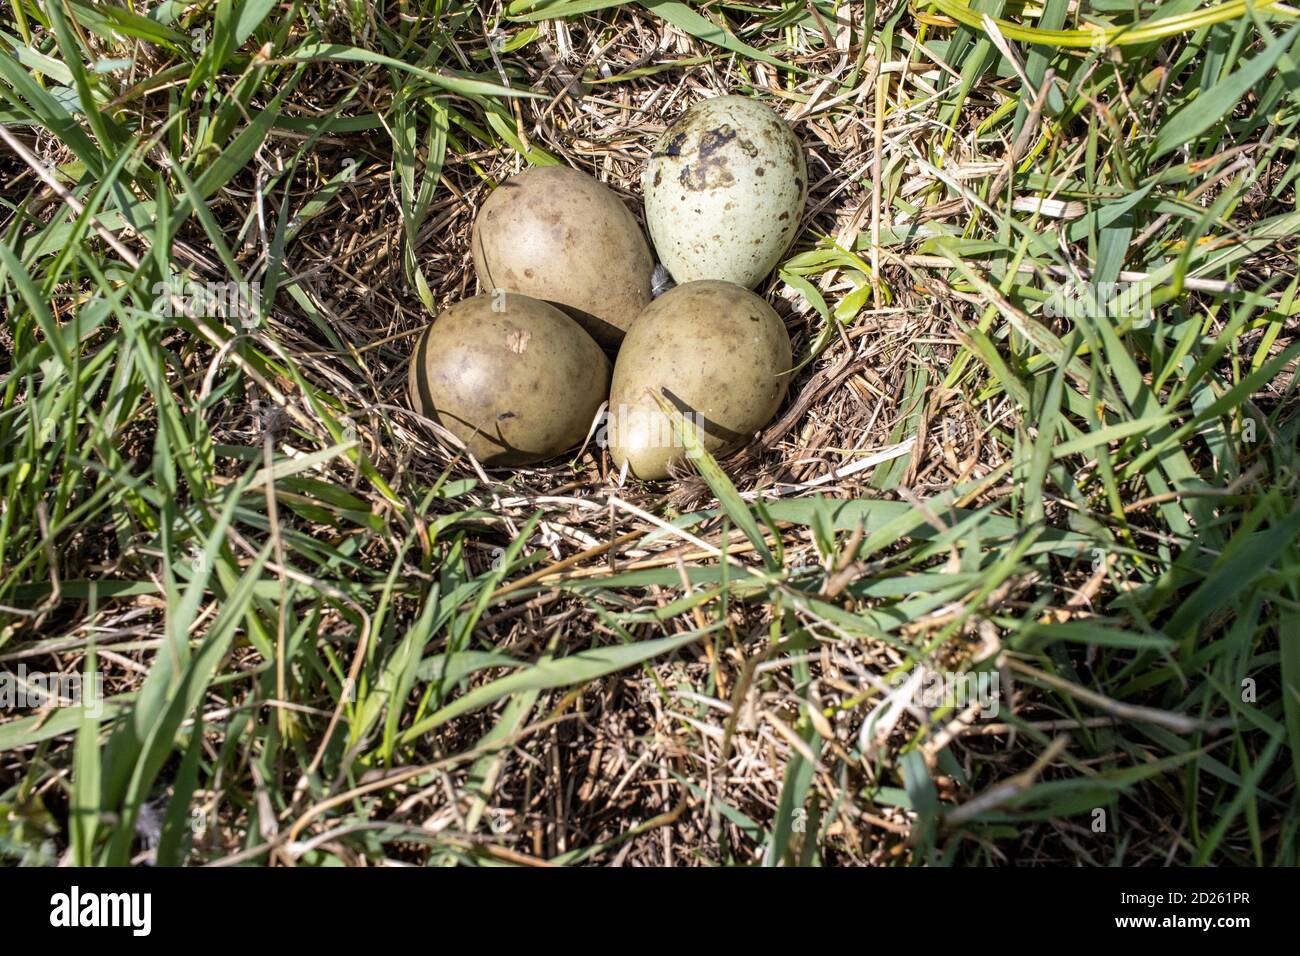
[607,280,792,480]
[643,96,806,289]
[472,166,654,346]
[408,292,609,467]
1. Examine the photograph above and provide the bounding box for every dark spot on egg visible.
[654,132,689,158]
[677,126,739,191]
[698,125,736,157]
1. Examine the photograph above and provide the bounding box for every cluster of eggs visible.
[408,96,806,480]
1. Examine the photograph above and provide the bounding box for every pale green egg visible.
[643,96,806,289]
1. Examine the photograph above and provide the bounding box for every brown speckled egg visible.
[607,281,791,479]
[408,292,609,466]
[472,166,654,346]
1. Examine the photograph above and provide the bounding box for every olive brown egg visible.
[607,281,792,479]
[472,166,654,346]
[408,292,609,467]
[643,96,806,289]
